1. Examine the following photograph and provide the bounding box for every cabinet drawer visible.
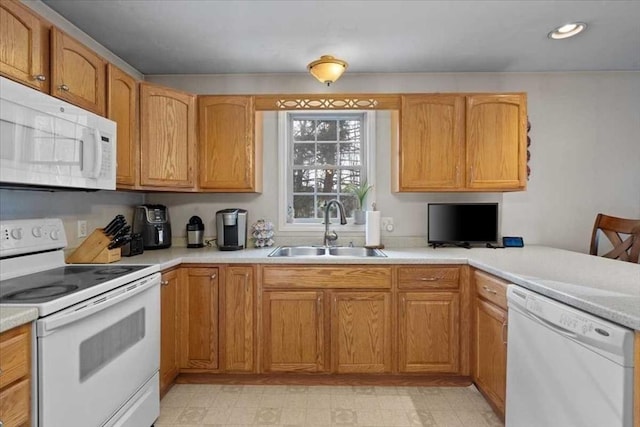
[0,324,30,389]
[262,266,392,289]
[398,266,459,289]
[0,377,30,427]
[475,270,508,310]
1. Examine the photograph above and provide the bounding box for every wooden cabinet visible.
[331,291,392,373]
[51,28,106,116]
[107,64,138,188]
[159,269,179,395]
[223,266,255,372]
[179,267,219,371]
[198,96,262,192]
[139,83,196,189]
[395,93,527,192]
[0,323,31,427]
[398,95,465,190]
[0,0,49,92]
[262,290,325,372]
[466,94,527,190]
[261,265,392,374]
[473,270,509,418]
[397,266,463,374]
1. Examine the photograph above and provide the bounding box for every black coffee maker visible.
[216,209,247,250]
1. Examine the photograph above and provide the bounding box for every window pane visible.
[293,119,316,141]
[339,120,361,142]
[316,120,337,141]
[339,169,361,191]
[316,169,337,193]
[293,169,314,193]
[293,143,315,166]
[339,142,361,166]
[293,195,314,218]
[315,143,337,165]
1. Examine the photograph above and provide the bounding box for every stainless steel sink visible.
[268,246,386,257]
[268,246,327,257]
[327,247,386,257]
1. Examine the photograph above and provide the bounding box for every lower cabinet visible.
[160,269,179,394]
[223,266,255,372]
[398,291,460,373]
[331,291,392,373]
[262,290,325,372]
[473,270,509,418]
[0,323,31,427]
[179,267,219,371]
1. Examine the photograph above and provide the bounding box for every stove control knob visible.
[50,229,61,240]
[10,228,23,240]
[32,226,43,238]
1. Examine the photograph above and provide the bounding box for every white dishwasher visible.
[505,285,635,427]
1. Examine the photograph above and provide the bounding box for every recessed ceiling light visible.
[548,22,587,40]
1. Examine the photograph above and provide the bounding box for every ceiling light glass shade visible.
[307,55,348,86]
[548,22,587,39]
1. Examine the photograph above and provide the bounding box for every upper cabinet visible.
[139,83,197,189]
[51,28,106,116]
[395,93,527,192]
[198,96,263,192]
[0,0,49,92]
[466,94,527,190]
[107,64,138,188]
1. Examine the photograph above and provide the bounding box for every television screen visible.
[428,203,498,245]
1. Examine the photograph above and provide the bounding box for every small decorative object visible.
[250,219,275,248]
[347,180,373,225]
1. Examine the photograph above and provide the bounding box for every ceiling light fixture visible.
[307,55,348,86]
[548,22,587,40]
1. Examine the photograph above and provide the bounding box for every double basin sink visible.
[268,246,386,258]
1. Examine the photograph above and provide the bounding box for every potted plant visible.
[347,180,373,224]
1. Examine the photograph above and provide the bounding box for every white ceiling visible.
[42,0,640,75]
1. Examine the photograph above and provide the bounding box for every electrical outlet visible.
[381,217,394,232]
[77,220,87,238]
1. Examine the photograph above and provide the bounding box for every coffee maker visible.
[216,209,247,251]
[133,204,172,249]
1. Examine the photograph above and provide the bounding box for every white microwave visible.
[0,76,116,190]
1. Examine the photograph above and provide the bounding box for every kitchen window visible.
[278,111,375,230]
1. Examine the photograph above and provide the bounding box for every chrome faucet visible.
[323,199,347,247]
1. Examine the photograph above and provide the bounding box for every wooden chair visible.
[589,213,640,263]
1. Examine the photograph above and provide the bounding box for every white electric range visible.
[0,218,161,427]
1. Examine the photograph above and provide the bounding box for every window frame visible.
[278,110,376,232]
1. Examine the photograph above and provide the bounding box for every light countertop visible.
[116,245,640,331]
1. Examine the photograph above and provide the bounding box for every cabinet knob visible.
[160,280,169,286]
[33,74,46,82]
[58,84,70,92]
[482,285,497,295]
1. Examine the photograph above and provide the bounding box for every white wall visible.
[147,72,640,252]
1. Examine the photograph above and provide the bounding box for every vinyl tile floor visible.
[156,384,504,427]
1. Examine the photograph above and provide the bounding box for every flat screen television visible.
[428,203,498,247]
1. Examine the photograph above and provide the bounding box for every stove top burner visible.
[4,284,80,301]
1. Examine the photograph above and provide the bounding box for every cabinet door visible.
[474,298,507,416]
[51,28,106,115]
[398,95,465,190]
[0,0,49,91]
[331,291,392,373]
[139,83,196,188]
[180,268,219,370]
[107,64,138,188]
[198,96,261,192]
[160,269,179,393]
[398,292,460,373]
[223,266,254,372]
[466,94,527,190]
[262,291,325,372]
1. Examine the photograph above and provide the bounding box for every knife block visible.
[66,229,121,264]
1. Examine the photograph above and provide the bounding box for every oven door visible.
[36,273,160,427]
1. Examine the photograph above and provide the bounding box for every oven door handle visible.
[38,273,160,336]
